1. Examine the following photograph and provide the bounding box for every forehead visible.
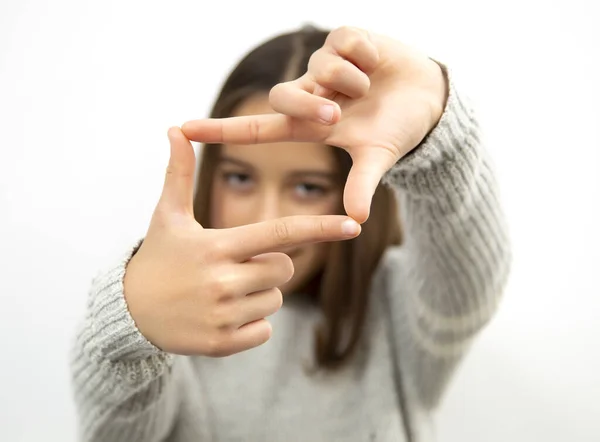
[224,95,336,172]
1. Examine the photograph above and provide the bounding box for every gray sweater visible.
[71,72,511,442]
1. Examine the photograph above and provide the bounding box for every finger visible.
[269,79,341,125]
[181,114,325,145]
[214,319,273,356]
[312,83,335,100]
[344,148,398,223]
[214,253,294,296]
[235,319,272,348]
[235,288,283,327]
[308,49,370,98]
[223,215,361,261]
[157,127,196,216]
[326,26,379,74]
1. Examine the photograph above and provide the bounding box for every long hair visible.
[194,25,402,369]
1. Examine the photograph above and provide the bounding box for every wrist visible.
[426,58,449,132]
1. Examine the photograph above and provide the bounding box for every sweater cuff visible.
[86,240,172,363]
[382,64,483,203]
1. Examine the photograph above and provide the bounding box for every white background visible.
[1,0,599,441]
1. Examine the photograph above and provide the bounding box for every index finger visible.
[222,215,361,261]
[181,114,307,145]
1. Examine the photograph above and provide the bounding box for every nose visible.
[254,188,283,223]
[252,189,302,256]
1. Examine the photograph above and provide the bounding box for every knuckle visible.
[165,163,193,180]
[203,333,232,358]
[320,62,343,85]
[331,26,355,41]
[335,25,354,36]
[209,239,227,259]
[208,303,235,330]
[307,49,323,75]
[329,26,370,61]
[209,273,233,298]
[339,33,363,56]
[247,118,260,145]
[319,218,327,236]
[273,220,292,246]
[329,26,348,41]
[207,237,236,262]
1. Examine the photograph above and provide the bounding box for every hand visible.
[181,26,447,223]
[124,128,361,357]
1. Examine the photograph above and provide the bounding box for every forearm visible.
[383,67,511,407]
[385,66,511,326]
[70,243,180,441]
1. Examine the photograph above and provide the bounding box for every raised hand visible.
[181,26,447,223]
[123,128,361,357]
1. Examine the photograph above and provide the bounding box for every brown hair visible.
[194,25,402,369]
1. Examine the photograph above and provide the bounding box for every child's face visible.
[210,94,344,294]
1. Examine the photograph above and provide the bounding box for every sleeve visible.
[70,242,183,441]
[381,64,512,410]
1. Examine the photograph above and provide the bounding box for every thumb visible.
[158,127,197,217]
[344,148,397,223]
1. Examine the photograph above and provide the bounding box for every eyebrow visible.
[218,155,339,180]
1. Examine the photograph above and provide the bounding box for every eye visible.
[222,172,253,190]
[294,182,327,198]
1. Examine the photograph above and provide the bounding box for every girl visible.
[71,25,511,441]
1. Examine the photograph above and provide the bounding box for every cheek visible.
[210,184,254,229]
[329,193,344,215]
[297,190,344,217]
[210,184,231,229]
[326,187,345,215]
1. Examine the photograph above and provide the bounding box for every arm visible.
[382,66,512,410]
[70,242,182,441]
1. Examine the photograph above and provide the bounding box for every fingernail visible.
[318,105,335,123]
[341,219,360,236]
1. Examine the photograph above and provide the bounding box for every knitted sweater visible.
[70,72,511,442]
